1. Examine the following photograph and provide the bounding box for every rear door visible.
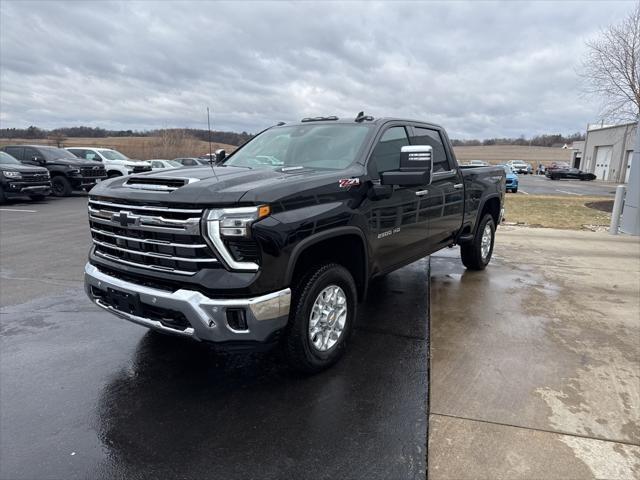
[410,126,464,248]
[365,124,431,272]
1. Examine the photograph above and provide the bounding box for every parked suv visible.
[1,145,107,196]
[0,151,51,202]
[84,115,505,372]
[66,147,152,177]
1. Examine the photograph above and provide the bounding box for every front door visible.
[409,126,463,249]
[366,125,431,272]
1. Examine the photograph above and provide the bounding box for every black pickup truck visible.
[1,145,107,196]
[84,115,505,372]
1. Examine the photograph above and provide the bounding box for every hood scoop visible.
[123,176,199,192]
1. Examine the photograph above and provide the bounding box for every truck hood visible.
[103,159,151,167]
[0,164,49,174]
[89,165,352,205]
[42,158,103,168]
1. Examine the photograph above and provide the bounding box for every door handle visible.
[415,190,429,196]
[453,183,463,189]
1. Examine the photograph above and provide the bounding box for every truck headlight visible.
[2,171,22,179]
[203,206,270,271]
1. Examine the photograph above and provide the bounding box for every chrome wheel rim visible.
[481,223,492,260]
[308,285,347,352]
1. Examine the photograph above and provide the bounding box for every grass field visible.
[0,137,237,160]
[454,145,573,165]
[504,195,612,230]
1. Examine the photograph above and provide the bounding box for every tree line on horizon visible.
[0,126,254,146]
[0,125,585,148]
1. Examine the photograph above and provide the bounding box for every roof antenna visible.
[207,107,220,181]
[355,111,373,122]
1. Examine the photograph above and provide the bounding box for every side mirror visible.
[215,149,226,164]
[380,145,433,186]
[32,155,45,164]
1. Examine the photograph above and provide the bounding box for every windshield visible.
[224,124,371,170]
[40,147,78,161]
[100,149,129,161]
[168,160,183,167]
[0,151,21,165]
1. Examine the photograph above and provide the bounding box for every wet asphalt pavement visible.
[0,196,430,480]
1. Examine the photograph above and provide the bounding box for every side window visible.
[23,147,40,161]
[4,146,23,160]
[370,126,410,175]
[68,149,84,159]
[152,161,162,168]
[411,127,450,173]
[85,150,100,161]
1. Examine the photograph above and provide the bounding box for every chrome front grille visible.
[88,198,219,275]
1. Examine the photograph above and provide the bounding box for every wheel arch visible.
[285,227,369,301]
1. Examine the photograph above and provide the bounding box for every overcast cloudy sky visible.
[0,0,634,138]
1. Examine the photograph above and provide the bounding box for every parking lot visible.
[2,194,639,479]
[513,175,618,197]
[0,196,430,480]
[518,175,616,197]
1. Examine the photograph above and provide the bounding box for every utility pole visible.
[620,118,640,235]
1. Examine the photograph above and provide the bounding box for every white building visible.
[581,122,637,183]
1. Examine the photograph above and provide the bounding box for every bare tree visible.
[581,2,640,121]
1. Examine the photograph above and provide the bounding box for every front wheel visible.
[284,263,357,373]
[460,214,495,270]
[51,176,72,196]
[512,187,518,193]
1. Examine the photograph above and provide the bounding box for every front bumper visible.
[4,181,51,196]
[84,263,291,343]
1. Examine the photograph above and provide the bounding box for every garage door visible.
[624,150,633,183]
[594,145,612,181]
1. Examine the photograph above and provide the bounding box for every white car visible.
[468,160,489,166]
[66,147,152,177]
[507,160,530,174]
[149,159,183,170]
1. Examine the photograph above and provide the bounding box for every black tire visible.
[0,186,6,204]
[29,194,47,201]
[284,263,357,373]
[460,214,495,271]
[108,171,122,178]
[512,187,518,193]
[51,176,72,196]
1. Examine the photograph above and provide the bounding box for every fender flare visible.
[285,226,369,294]
[474,194,502,233]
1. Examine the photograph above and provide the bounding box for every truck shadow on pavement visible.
[92,259,430,480]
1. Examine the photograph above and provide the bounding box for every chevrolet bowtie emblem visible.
[111,211,140,227]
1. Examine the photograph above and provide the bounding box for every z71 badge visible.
[338,178,360,188]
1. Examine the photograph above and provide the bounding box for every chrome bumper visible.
[84,263,291,343]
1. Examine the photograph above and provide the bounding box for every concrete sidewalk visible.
[429,227,640,479]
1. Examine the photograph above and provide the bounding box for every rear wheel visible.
[461,214,495,270]
[51,176,72,196]
[284,263,357,373]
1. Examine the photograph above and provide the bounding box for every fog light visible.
[226,308,248,331]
